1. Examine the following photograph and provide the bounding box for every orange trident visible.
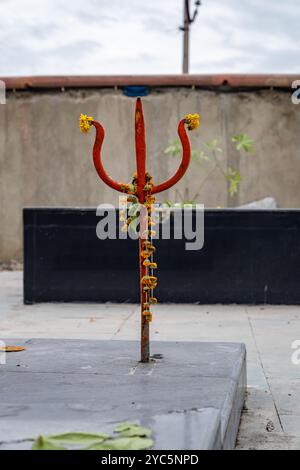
[80,98,199,362]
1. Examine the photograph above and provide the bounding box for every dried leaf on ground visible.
[0,346,26,352]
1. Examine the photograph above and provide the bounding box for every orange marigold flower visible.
[143,310,152,319]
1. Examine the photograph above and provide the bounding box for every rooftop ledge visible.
[1,74,298,91]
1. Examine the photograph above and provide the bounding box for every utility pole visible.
[181,0,201,74]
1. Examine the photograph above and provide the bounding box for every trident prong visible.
[80,98,199,362]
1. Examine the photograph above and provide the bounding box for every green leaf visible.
[225,167,241,197]
[165,140,211,165]
[32,436,66,450]
[114,422,135,433]
[164,139,181,157]
[232,133,254,153]
[46,432,109,446]
[116,424,152,438]
[87,437,154,451]
[182,203,196,207]
[204,139,222,152]
[191,149,210,164]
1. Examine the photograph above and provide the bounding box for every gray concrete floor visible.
[1,271,300,450]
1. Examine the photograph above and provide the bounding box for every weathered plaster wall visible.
[0,87,299,262]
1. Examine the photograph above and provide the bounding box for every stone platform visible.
[0,339,246,450]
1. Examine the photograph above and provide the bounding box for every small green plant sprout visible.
[225,167,241,197]
[164,133,254,204]
[232,133,254,153]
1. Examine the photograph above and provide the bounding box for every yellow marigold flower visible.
[127,195,138,202]
[144,260,155,267]
[148,262,157,269]
[143,312,153,322]
[141,250,151,258]
[120,184,136,195]
[141,276,153,284]
[185,113,200,131]
[142,309,151,315]
[143,310,152,316]
[143,261,157,269]
[145,195,156,204]
[149,297,158,304]
[148,244,156,252]
[127,185,136,195]
[79,113,94,133]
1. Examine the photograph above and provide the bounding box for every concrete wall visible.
[0,87,299,262]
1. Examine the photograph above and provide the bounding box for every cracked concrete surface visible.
[1,271,300,450]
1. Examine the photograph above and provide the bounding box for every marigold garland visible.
[119,171,157,323]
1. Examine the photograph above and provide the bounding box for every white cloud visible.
[0,0,299,75]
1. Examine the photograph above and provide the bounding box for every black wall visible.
[24,208,300,304]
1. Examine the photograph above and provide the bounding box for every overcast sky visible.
[0,0,299,76]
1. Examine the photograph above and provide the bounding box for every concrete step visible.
[0,339,246,450]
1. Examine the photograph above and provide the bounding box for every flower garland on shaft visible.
[119,172,158,323]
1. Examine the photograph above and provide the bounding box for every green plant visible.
[164,133,254,204]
